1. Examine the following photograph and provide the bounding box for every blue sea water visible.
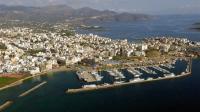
[78,15,200,41]
[1,15,200,112]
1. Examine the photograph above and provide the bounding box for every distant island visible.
[190,22,200,31]
[0,5,152,24]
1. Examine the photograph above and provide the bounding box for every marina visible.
[152,66,170,74]
[127,68,143,77]
[67,58,192,94]
[139,67,157,74]
[161,64,175,69]
[91,71,103,81]
[67,72,191,93]
[113,69,126,79]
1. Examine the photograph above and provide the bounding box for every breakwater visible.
[19,81,47,97]
[0,101,13,112]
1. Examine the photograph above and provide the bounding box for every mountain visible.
[0,5,152,23]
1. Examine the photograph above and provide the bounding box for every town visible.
[0,25,199,89]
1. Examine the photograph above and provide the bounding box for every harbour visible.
[67,58,192,94]
[1,58,198,112]
[66,72,191,93]
[0,14,199,112]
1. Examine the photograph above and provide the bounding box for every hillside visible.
[0,5,152,23]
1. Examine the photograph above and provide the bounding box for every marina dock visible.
[19,81,47,97]
[76,71,97,82]
[0,101,13,111]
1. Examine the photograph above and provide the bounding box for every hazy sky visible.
[1,0,200,14]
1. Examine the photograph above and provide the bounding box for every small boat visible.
[82,84,97,88]
[147,77,153,80]
[91,71,103,81]
[114,81,125,84]
[129,78,144,82]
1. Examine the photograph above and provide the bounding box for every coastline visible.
[0,66,75,91]
[0,57,192,92]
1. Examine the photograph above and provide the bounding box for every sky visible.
[0,0,200,14]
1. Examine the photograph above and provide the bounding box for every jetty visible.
[19,81,47,97]
[0,101,13,111]
[76,71,96,82]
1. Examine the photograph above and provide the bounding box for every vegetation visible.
[112,56,126,61]
[113,55,144,61]
[146,49,161,58]
[26,49,46,55]
[0,77,18,88]
[0,43,7,50]
[59,29,75,37]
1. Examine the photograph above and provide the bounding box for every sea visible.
[1,15,200,112]
[78,15,200,41]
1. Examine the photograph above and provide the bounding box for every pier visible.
[76,71,97,82]
[19,81,47,97]
[0,101,13,111]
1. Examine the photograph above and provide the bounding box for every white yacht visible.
[113,69,126,79]
[114,81,125,84]
[147,77,153,80]
[107,70,117,77]
[164,73,175,77]
[82,84,97,88]
[91,71,103,81]
[129,78,144,82]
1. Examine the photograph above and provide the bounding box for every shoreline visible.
[0,57,192,92]
[0,66,75,91]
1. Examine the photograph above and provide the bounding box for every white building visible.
[138,44,148,51]
[134,51,146,56]
[30,67,40,75]
[160,44,171,52]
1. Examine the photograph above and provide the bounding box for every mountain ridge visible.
[0,4,152,23]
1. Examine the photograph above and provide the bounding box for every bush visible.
[0,43,7,50]
[146,50,161,58]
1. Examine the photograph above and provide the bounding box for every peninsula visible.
[0,22,199,91]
